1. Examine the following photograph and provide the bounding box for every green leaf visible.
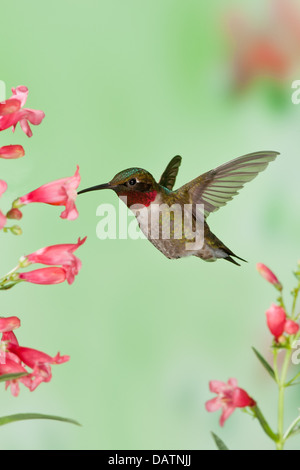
[211,432,229,450]
[0,372,28,383]
[252,347,276,381]
[252,406,278,442]
[0,413,81,427]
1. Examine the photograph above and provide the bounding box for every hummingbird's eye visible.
[128,178,137,186]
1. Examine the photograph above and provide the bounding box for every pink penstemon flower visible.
[14,165,81,220]
[24,236,87,284]
[0,317,20,333]
[0,358,28,397]
[0,145,25,159]
[6,343,70,392]
[0,86,45,137]
[205,378,256,426]
[256,263,282,290]
[0,316,70,396]
[266,303,299,341]
[18,267,67,285]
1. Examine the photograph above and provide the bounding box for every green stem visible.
[273,349,279,384]
[276,349,292,450]
[291,289,300,319]
[0,264,20,289]
[286,369,300,387]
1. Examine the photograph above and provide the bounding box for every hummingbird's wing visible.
[179,151,279,218]
[159,155,182,190]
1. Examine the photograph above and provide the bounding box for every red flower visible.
[0,317,20,333]
[7,343,70,392]
[0,145,25,159]
[0,86,45,137]
[18,267,67,285]
[25,236,87,285]
[0,319,70,396]
[266,303,299,340]
[16,166,80,220]
[205,378,256,426]
[0,358,28,397]
[0,99,21,116]
[284,319,300,335]
[256,263,282,290]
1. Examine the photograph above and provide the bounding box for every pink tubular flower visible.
[0,99,21,116]
[0,316,20,333]
[0,179,7,230]
[0,358,28,397]
[256,263,282,290]
[0,86,45,137]
[0,145,25,159]
[205,378,256,426]
[16,165,80,220]
[18,267,67,285]
[266,303,299,340]
[6,343,70,392]
[1,322,70,396]
[25,236,87,285]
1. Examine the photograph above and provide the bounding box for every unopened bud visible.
[6,208,22,220]
[277,335,287,345]
[10,225,22,236]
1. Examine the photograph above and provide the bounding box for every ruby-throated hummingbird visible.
[78,151,279,265]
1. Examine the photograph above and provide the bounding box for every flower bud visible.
[10,225,22,236]
[6,208,23,220]
[277,335,287,345]
[257,263,282,291]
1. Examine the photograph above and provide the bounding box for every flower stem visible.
[276,349,292,450]
[0,264,21,290]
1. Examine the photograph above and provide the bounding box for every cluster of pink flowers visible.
[225,0,300,90]
[0,85,45,138]
[0,85,81,230]
[0,316,69,397]
[18,237,87,285]
[257,263,299,342]
[206,263,300,428]
[0,84,88,400]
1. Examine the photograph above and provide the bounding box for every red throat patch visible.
[119,190,157,208]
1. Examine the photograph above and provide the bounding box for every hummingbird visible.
[78,151,279,265]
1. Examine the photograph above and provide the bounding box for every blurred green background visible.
[1,0,300,450]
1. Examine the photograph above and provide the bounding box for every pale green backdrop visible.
[0,0,299,450]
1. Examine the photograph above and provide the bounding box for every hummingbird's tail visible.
[205,230,247,266]
[224,254,247,267]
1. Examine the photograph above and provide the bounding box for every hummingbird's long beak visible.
[77,183,111,195]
